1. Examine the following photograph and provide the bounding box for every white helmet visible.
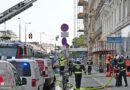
[116,55,120,59]
[76,58,80,62]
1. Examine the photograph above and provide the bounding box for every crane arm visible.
[0,0,37,24]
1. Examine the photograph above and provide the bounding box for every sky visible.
[0,0,75,46]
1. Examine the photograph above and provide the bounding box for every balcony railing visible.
[92,41,116,54]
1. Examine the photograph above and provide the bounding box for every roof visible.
[7,59,34,62]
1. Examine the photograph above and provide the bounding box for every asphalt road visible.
[54,72,130,90]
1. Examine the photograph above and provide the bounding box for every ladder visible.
[0,0,37,24]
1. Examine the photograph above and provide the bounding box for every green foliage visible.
[72,34,84,47]
[71,35,86,58]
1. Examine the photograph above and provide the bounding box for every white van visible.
[8,59,44,90]
[0,60,25,90]
[33,58,56,87]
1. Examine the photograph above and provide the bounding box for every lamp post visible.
[24,22,31,57]
[40,32,45,44]
[39,32,45,52]
[25,22,31,44]
[18,18,21,42]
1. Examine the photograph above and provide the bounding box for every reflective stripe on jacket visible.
[73,64,85,74]
[60,60,65,66]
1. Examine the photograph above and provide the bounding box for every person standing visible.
[59,57,65,74]
[118,55,128,87]
[73,58,86,89]
[87,59,93,75]
[68,60,73,76]
[106,54,113,72]
[115,64,121,86]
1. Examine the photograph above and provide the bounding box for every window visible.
[11,62,31,76]
[12,67,21,86]
[0,48,17,58]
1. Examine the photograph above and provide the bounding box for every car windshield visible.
[10,62,31,76]
[0,48,17,58]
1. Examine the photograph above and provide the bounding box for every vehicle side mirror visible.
[41,71,45,76]
[21,78,27,85]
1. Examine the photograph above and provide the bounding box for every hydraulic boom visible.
[0,0,37,24]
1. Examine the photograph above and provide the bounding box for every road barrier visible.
[56,75,114,90]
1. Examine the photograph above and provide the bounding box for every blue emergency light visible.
[13,43,21,46]
[23,63,28,66]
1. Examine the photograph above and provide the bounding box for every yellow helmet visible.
[61,57,64,60]
[113,56,116,59]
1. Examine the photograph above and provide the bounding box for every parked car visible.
[33,58,56,87]
[8,59,45,90]
[0,60,25,90]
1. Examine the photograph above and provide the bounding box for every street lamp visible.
[40,32,45,44]
[25,22,31,44]
[18,18,21,42]
[39,32,45,52]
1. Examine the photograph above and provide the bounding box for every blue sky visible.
[0,0,75,45]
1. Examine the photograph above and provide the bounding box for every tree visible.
[72,34,84,48]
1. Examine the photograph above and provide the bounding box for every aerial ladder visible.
[0,0,37,24]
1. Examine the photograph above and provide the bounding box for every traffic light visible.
[29,33,32,39]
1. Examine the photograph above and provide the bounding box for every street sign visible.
[62,37,67,45]
[61,24,69,32]
[65,43,69,48]
[61,32,69,37]
[107,37,122,43]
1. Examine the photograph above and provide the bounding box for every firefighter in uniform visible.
[87,59,93,75]
[115,64,121,86]
[118,55,128,87]
[106,54,113,72]
[68,60,73,76]
[60,57,65,74]
[73,58,86,89]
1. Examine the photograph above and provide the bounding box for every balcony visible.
[78,0,88,6]
[78,29,85,32]
[92,41,116,55]
[78,13,84,19]
[78,13,88,19]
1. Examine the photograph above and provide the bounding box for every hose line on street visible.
[56,75,114,90]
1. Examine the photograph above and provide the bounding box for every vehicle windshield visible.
[10,62,31,76]
[0,48,17,58]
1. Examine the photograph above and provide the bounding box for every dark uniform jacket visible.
[117,60,126,72]
[73,62,85,74]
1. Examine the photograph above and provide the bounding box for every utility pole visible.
[18,18,21,42]
[24,22,31,57]
[74,0,77,37]
[25,22,31,44]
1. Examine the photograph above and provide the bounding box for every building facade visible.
[0,30,18,41]
[87,0,130,70]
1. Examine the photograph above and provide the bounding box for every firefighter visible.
[118,55,128,87]
[115,64,121,86]
[73,58,86,89]
[60,57,65,74]
[87,59,93,75]
[106,54,113,72]
[68,60,73,76]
